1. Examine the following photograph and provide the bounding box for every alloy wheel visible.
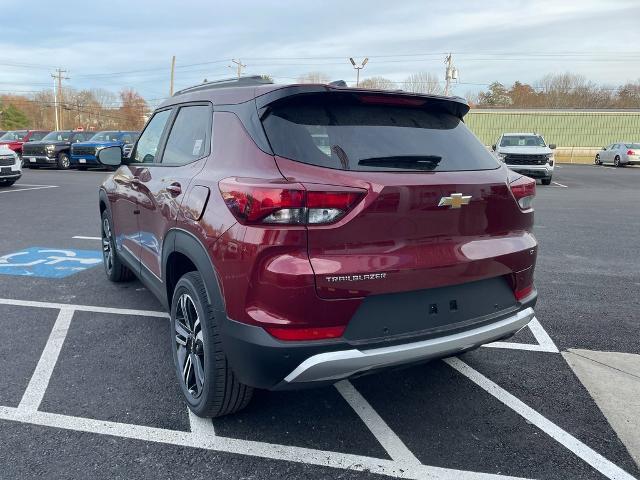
[174,294,205,398]
[101,217,113,274]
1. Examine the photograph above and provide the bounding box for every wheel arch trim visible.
[162,228,225,313]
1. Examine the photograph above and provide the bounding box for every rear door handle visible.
[166,182,182,197]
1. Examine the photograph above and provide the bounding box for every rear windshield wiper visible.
[357,155,442,170]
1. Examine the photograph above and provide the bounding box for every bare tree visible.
[403,72,443,95]
[118,89,149,130]
[617,80,640,108]
[91,89,119,129]
[359,77,398,90]
[297,71,330,84]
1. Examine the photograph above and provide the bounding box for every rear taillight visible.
[627,150,635,156]
[509,175,536,210]
[219,178,366,225]
[514,285,534,301]
[264,325,346,341]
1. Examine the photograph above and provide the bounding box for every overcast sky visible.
[2,0,639,106]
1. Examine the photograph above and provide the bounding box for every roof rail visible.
[173,75,274,96]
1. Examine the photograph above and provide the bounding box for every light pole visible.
[349,57,368,87]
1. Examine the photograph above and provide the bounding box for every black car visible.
[22,130,94,169]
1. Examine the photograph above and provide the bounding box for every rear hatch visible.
[259,90,536,300]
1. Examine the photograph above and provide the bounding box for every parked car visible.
[0,145,21,186]
[492,133,556,185]
[70,130,139,170]
[0,130,50,166]
[595,142,640,167]
[96,77,538,418]
[22,130,94,169]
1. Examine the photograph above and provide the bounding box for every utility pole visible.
[52,75,59,131]
[229,59,246,79]
[444,53,458,96]
[169,55,176,96]
[51,68,69,130]
[349,57,368,87]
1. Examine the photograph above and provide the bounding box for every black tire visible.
[594,154,601,165]
[100,211,134,282]
[0,180,16,187]
[57,152,71,170]
[541,177,552,185]
[614,156,621,167]
[171,272,253,418]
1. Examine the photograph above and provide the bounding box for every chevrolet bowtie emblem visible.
[438,193,472,209]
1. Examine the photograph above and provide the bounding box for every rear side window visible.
[261,95,498,172]
[162,105,211,165]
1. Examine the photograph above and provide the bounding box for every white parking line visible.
[551,181,568,188]
[72,236,101,241]
[482,318,559,353]
[0,406,530,480]
[0,185,58,194]
[444,357,637,480]
[15,183,57,187]
[335,380,421,465]
[19,308,74,411]
[0,297,629,478]
[0,297,168,318]
[189,409,217,438]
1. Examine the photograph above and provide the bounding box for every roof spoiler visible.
[255,85,470,119]
[174,75,274,96]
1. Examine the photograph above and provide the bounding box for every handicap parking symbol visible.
[0,247,103,278]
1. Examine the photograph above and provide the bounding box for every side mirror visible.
[491,144,496,151]
[548,144,556,150]
[96,146,123,167]
[602,146,607,150]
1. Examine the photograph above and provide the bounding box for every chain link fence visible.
[465,109,640,163]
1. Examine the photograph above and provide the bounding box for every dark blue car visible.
[70,131,139,169]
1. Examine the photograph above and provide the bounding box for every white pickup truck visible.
[492,133,556,185]
[0,145,21,187]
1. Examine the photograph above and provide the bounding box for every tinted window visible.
[43,131,72,142]
[0,130,27,141]
[134,110,171,164]
[29,132,48,141]
[162,105,211,165]
[499,135,546,147]
[262,96,498,172]
[89,131,120,142]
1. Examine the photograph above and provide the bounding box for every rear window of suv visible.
[261,94,499,172]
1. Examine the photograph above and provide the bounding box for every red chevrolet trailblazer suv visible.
[97,76,538,417]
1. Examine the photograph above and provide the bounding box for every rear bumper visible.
[220,293,537,390]
[285,306,534,383]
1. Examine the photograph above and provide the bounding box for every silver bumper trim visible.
[284,307,535,383]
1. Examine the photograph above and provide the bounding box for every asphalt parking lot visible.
[0,164,639,480]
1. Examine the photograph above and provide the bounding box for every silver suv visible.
[492,133,556,185]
